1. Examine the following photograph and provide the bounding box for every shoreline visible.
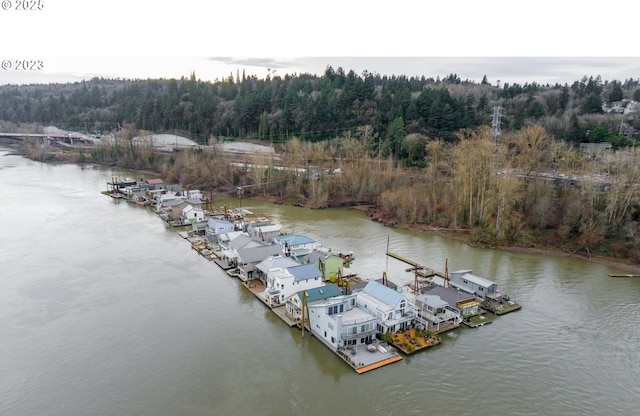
[364,212,640,275]
[6,143,640,274]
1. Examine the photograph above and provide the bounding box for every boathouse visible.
[449,270,499,301]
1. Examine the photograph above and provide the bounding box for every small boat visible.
[608,273,640,278]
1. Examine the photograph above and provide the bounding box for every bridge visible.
[0,131,100,148]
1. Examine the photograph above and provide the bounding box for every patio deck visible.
[318,336,403,374]
[389,329,441,355]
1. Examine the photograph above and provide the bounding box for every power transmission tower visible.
[492,105,503,142]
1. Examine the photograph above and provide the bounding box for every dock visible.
[462,312,496,328]
[481,299,522,315]
[386,251,445,278]
[608,273,640,278]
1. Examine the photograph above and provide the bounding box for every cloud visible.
[208,57,295,70]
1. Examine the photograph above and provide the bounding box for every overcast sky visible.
[1,1,639,86]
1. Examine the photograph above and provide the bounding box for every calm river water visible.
[1,146,639,416]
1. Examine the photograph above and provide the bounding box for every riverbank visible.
[7,142,640,274]
[365,205,640,275]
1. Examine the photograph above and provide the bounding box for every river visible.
[1,146,638,416]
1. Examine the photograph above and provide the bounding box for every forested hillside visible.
[4,67,640,265]
[2,67,639,162]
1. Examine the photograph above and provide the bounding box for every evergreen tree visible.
[609,81,623,102]
[526,100,545,119]
[581,92,604,114]
[386,116,405,157]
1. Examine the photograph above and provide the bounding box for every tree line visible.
[2,68,639,161]
[5,67,640,263]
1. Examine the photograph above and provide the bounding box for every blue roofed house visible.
[262,263,324,308]
[286,283,343,323]
[275,234,316,261]
[356,280,414,334]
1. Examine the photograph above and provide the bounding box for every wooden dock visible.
[355,355,403,374]
[385,251,445,278]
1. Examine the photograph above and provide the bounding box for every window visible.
[328,322,334,330]
[479,287,484,291]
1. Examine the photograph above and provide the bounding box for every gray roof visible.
[163,198,187,207]
[255,224,281,233]
[230,234,264,250]
[256,255,299,274]
[362,280,403,306]
[421,285,475,307]
[288,263,323,282]
[237,245,284,264]
[416,294,448,309]
[207,218,233,227]
[452,270,497,288]
[276,234,316,246]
